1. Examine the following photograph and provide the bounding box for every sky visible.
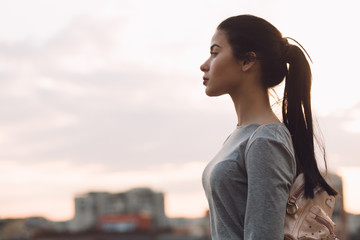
[0,0,360,221]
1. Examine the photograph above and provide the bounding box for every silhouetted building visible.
[0,217,53,239]
[326,172,347,240]
[347,213,360,239]
[69,188,168,232]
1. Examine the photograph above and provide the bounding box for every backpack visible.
[284,173,338,240]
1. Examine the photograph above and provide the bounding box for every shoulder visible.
[244,123,297,182]
[253,123,291,141]
[246,123,294,156]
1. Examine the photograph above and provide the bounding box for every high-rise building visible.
[69,188,168,232]
[124,188,168,228]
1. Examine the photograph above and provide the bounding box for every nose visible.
[200,59,209,72]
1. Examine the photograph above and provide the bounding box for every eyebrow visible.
[210,44,221,51]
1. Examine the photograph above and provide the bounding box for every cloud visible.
[318,102,360,169]
[0,12,234,173]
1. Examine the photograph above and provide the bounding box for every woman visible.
[200,15,337,239]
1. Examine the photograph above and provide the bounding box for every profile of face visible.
[200,30,247,97]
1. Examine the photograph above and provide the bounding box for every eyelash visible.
[210,51,218,56]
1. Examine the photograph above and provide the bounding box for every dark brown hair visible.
[218,14,337,198]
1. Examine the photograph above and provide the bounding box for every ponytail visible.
[282,41,337,198]
[217,15,337,198]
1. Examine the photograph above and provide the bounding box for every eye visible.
[210,51,218,57]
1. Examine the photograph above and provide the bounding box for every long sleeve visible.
[244,137,296,239]
[202,123,296,240]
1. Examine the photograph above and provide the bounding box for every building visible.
[347,213,360,239]
[69,188,168,232]
[97,213,151,232]
[0,217,54,239]
[325,172,347,240]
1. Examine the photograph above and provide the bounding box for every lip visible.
[203,77,209,86]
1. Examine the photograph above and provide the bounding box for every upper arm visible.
[244,137,295,239]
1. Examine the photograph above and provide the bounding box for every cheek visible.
[210,59,226,78]
[206,62,237,96]
[211,58,238,83]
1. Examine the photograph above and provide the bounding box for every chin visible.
[205,88,223,97]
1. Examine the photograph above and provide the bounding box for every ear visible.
[241,52,257,72]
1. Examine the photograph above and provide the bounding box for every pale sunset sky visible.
[0,0,360,221]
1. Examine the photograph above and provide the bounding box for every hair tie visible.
[282,37,289,47]
[283,37,313,63]
[280,37,290,63]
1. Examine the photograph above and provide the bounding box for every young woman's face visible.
[200,30,244,97]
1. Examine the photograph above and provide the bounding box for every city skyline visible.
[1,0,360,221]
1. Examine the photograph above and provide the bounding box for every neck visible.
[230,88,280,126]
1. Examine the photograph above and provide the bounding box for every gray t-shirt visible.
[202,123,296,240]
